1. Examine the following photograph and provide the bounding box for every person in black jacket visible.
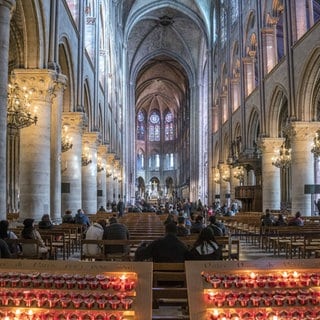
[134,222,192,262]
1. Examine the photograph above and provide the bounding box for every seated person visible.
[0,239,13,258]
[103,217,130,254]
[62,210,75,223]
[189,227,222,260]
[261,209,275,227]
[134,222,192,262]
[176,216,190,236]
[190,215,205,233]
[288,211,304,226]
[207,215,226,236]
[38,214,53,229]
[75,209,91,233]
[0,220,20,255]
[83,219,106,257]
[20,218,49,258]
[274,214,287,226]
[98,206,106,212]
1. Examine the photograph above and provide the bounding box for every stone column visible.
[16,69,57,221]
[262,27,277,73]
[0,0,15,219]
[219,164,231,206]
[97,145,107,210]
[61,112,85,215]
[291,122,318,215]
[50,75,67,222]
[295,0,308,40]
[260,138,283,211]
[106,153,115,203]
[82,132,100,214]
[242,56,256,97]
[113,158,120,201]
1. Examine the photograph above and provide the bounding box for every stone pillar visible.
[260,138,283,211]
[0,0,15,219]
[17,69,57,221]
[113,159,120,201]
[106,153,115,203]
[295,0,308,40]
[262,27,277,73]
[61,112,85,215]
[97,145,107,210]
[82,132,100,214]
[50,75,67,222]
[291,122,318,216]
[219,164,231,206]
[242,56,255,97]
[230,78,240,112]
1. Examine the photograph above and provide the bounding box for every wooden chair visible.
[152,262,188,311]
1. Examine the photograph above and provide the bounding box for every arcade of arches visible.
[1,0,320,222]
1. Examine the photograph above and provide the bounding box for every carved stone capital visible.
[62,112,86,134]
[82,132,101,148]
[259,137,284,153]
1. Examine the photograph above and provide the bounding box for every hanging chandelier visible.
[7,82,38,129]
[97,157,104,172]
[61,126,73,153]
[311,129,320,158]
[222,169,230,182]
[272,143,291,169]
[81,147,92,166]
[233,166,245,182]
[213,170,220,183]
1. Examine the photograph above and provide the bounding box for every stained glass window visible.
[149,111,160,141]
[137,111,145,140]
[165,111,174,141]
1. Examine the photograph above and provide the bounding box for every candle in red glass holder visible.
[250,295,261,307]
[47,296,59,308]
[54,279,65,289]
[210,278,221,288]
[121,297,133,309]
[124,280,135,291]
[83,297,95,309]
[100,280,111,290]
[274,294,285,306]
[210,309,219,320]
[238,295,249,307]
[113,280,122,291]
[43,279,53,289]
[109,299,121,310]
[311,275,320,286]
[78,280,87,289]
[60,297,71,308]
[267,276,277,287]
[226,294,237,307]
[297,294,310,305]
[72,297,83,308]
[214,293,225,307]
[89,280,99,289]
[97,298,107,309]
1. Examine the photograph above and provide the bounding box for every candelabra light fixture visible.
[213,170,220,184]
[311,129,320,158]
[61,126,73,153]
[233,166,245,181]
[272,143,292,169]
[97,157,104,172]
[222,169,231,182]
[81,148,92,167]
[7,82,38,129]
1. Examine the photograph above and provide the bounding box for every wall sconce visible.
[7,82,38,129]
[61,126,73,153]
[81,147,92,167]
[311,129,320,158]
[97,157,104,172]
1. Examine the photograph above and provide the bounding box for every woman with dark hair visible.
[189,227,222,260]
[38,214,53,229]
[20,218,49,258]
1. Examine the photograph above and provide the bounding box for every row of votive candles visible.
[0,276,135,291]
[0,291,133,310]
[1,310,125,320]
[207,289,320,307]
[207,308,320,320]
[202,271,320,289]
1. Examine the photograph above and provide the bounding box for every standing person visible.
[189,227,222,260]
[0,220,20,255]
[83,219,107,258]
[20,218,49,258]
[134,222,192,262]
[117,199,125,218]
[103,217,130,255]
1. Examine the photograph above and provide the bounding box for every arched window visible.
[164,111,175,141]
[137,110,145,140]
[149,111,160,141]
